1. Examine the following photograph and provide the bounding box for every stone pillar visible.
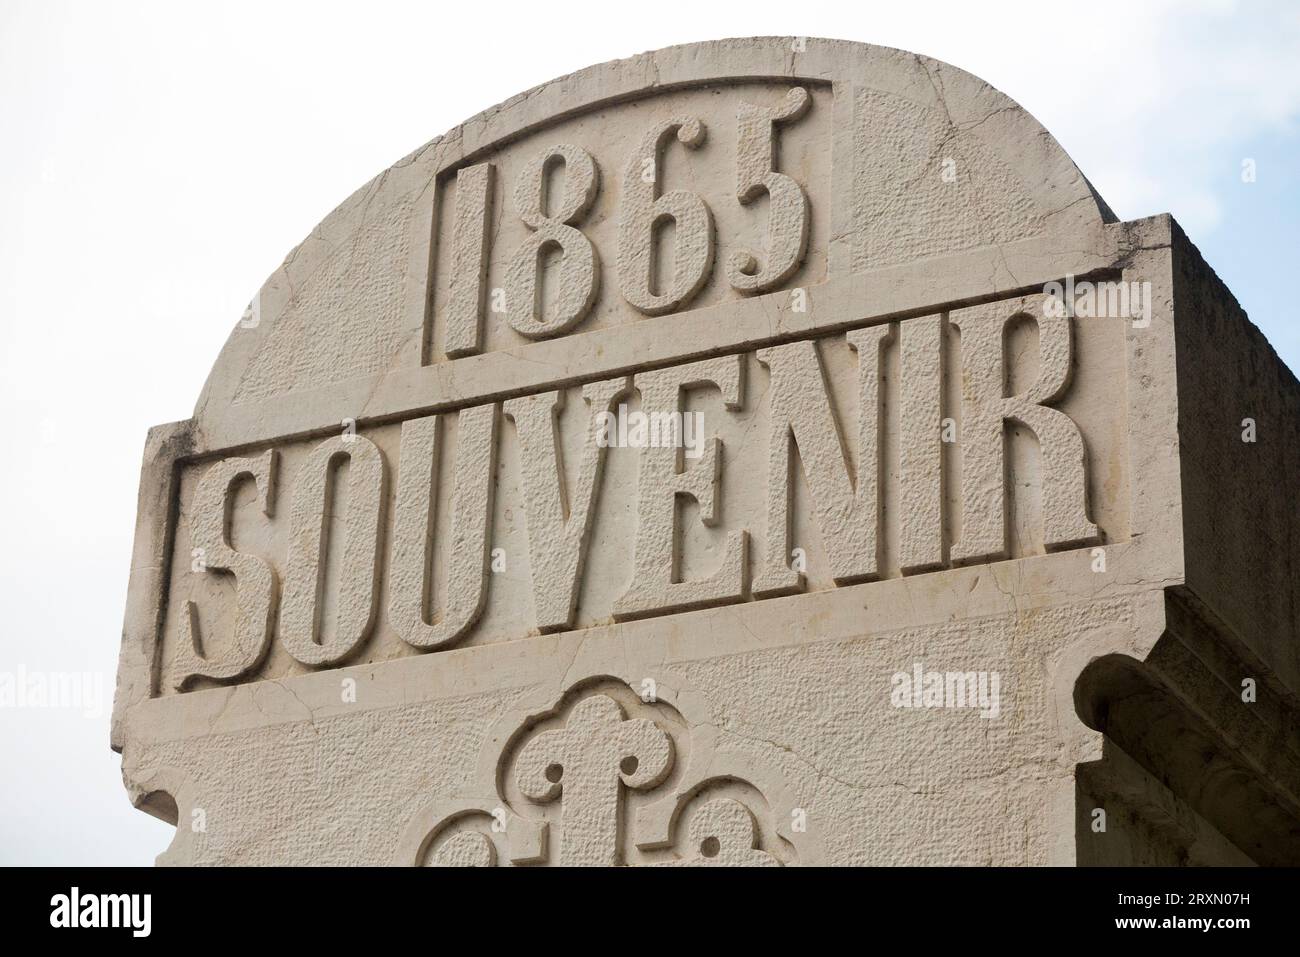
[113,38,1300,866]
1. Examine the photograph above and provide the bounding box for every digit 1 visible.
[445,162,495,358]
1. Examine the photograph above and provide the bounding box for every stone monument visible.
[114,38,1300,865]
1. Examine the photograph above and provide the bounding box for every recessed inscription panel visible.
[423,82,833,360]
[159,297,1129,693]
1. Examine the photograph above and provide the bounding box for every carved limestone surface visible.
[118,38,1300,868]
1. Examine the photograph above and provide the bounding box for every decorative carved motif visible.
[401,681,791,866]
[516,694,673,866]
[653,799,779,867]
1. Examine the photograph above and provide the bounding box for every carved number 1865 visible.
[442,87,813,354]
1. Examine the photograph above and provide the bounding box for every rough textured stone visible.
[115,37,1300,866]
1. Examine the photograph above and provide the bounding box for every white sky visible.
[2,0,1297,865]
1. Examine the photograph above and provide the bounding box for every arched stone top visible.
[193,36,1113,435]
